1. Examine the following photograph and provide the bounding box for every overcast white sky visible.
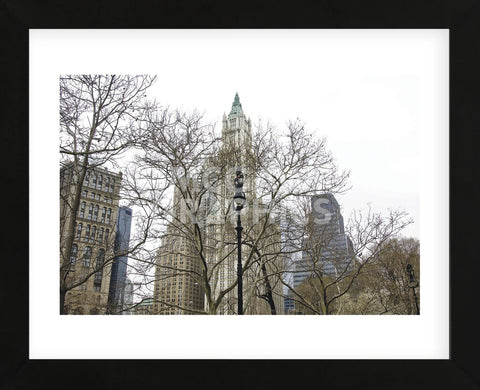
[30,29,449,359]
[130,30,428,238]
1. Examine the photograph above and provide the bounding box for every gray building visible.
[107,206,133,313]
[284,294,295,314]
[293,193,354,288]
[122,278,134,315]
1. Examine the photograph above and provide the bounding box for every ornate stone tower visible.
[206,93,283,314]
[153,93,284,315]
[220,92,255,203]
[222,92,252,152]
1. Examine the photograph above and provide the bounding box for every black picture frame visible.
[1,0,478,388]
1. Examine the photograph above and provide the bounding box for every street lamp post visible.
[233,168,246,315]
[406,263,420,315]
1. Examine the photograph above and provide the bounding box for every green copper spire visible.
[229,92,243,116]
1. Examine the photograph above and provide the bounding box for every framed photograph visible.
[3,1,477,387]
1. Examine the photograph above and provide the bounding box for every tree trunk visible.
[260,262,277,314]
[60,289,67,315]
[59,161,88,313]
[59,125,96,313]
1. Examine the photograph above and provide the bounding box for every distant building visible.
[60,163,122,314]
[293,193,354,288]
[107,206,133,314]
[122,278,134,315]
[153,185,206,315]
[284,294,295,314]
[131,298,154,315]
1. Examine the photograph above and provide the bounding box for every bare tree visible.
[283,205,413,315]
[60,84,415,316]
[343,236,420,315]
[127,114,351,314]
[59,74,156,314]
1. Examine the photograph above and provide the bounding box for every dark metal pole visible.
[235,211,243,315]
[412,286,420,315]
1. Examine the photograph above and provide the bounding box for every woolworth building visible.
[153,94,284,315]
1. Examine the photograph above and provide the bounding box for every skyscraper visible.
[60,163,122,314]
[107,206,133,314]
[201,93,284,315]
[153,93,284,314]
[153,185,206,315]
[293,193,354,288]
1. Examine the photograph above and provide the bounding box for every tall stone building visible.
[152,185,206,315]
[60,163,122,314]
[153,93,284,315]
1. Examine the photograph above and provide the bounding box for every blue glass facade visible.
[107,206,132,313]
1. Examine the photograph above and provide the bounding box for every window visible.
[96,194,100,201]
[110,178,115,193]
[230,118,236,128]
[104,196,108,203]
[85,225,91,242]
[90,192,95,199]
[101,207,106,223]
[93,205,99,221]
[92,173,97,188]
[70,244,78,264]
[82,190,88,197]
[96,249,105,269]
[98,227,104,242]
[105,177,110,192]
[94,266,103,282]
[97,175,103,190]
[82,246,92,267]
[79,202,85,218]
[94,249,104,290]
[87,203,93,220]
[76,223,82,238]
[84,171,90,186]
[105,229,109,244]
[106,208,111,224]
[90,226,96,243]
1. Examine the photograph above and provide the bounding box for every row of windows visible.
[78,202,113,224]
[75,223,110,244]
[69,245,105,290]
[81,190,114,204]
[69,245,105,267]
[84,171,116,193]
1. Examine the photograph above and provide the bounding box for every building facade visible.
[107,206,133,314]
[284,294,295,314]
[204,94,284,314]
[153,94,284,315]
[153,185,206,315]
[122,277,134,314]
[131,298,154,315]
[293,193,354,289]
[60,163,122,314]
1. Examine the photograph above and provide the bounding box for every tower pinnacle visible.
[229,92,243,116]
